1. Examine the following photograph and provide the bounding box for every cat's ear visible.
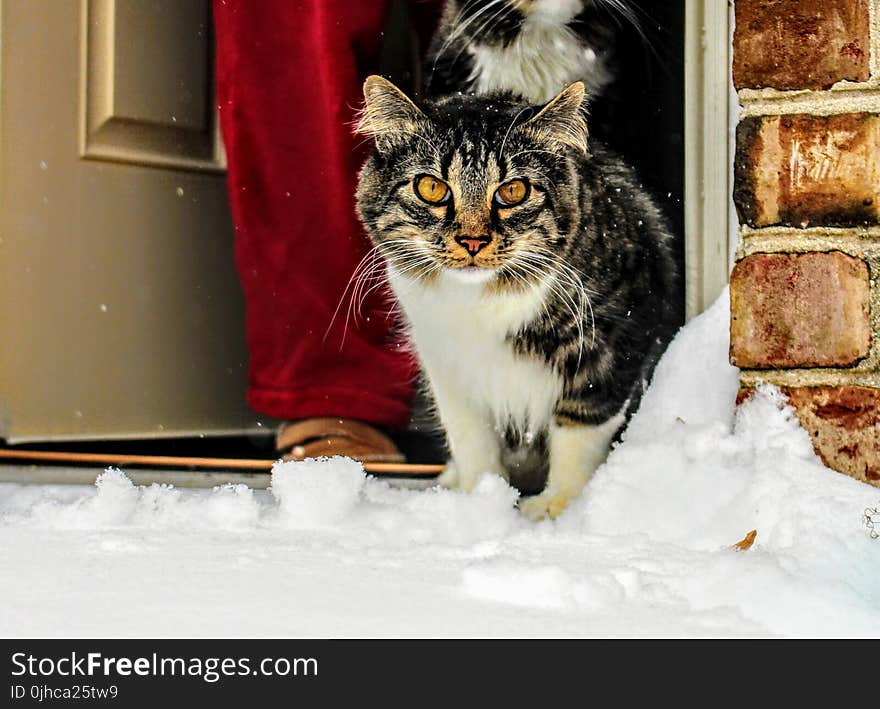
[520,81,589,156]
[357,75,427,152]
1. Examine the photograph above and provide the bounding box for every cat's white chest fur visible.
[387,269,561,434]
[468,17,609,104]
[388,267,619,521]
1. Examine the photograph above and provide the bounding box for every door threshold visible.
[0,447,444,487]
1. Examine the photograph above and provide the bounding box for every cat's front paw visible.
[519,491,571,521]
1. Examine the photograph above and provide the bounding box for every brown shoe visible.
[275,418,405,464]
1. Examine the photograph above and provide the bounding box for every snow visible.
[1,289,878,637]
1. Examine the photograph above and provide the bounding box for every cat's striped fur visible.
[356,77,678,518]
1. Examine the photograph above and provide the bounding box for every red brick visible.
[730,252,871,368]
[784,387,880,487]
[734,0,870,90]
[735,113,880,228]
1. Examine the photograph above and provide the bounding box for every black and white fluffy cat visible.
[356,77,677,519]
[426,0,638,103]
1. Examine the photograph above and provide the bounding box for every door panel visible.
[82,0,222,169]
[0,0,261,442]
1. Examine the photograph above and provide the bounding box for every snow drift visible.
[1,290,878,637]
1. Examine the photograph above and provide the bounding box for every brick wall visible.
[732,0,880,486]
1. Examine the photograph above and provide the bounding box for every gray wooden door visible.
[0,0,263,442]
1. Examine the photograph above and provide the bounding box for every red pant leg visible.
[213,0,419,428]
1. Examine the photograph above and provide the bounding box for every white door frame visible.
[684,0,733,319]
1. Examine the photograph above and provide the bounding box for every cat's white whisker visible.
[323,244,385,346]
[512,248,596,362]
[350,260,388,322]
[340,260,382,352]
[328,236,432,351]
[431,0,507,74]
[445,2,519,73]
[500,106,536,156]
[505,148,566,162]
[531,248,597,343]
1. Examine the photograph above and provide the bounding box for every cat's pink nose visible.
[455,235,491,255]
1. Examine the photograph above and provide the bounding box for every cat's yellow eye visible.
[494,179,530,207]
[414,174,450,205]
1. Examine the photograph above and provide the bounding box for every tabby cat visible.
[356,76,677,519]
[426,0,638,103]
